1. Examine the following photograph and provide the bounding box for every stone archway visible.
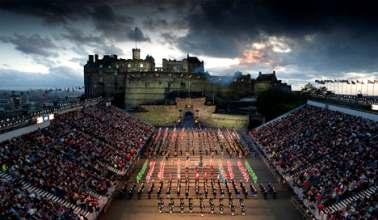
[176,97,214,120]
[136,97,249,128]
[179,111,196,128]
[183,111,194,118]
[180,106,196,119]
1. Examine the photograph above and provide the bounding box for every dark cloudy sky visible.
[1,0,378,90]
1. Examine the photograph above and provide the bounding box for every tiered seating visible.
[0,104,154,219]
[251,106,377,218]
[0,177,80,220]
[327,190,377,219]
[67,106,153,159]
[325,186,377,218]
[313,94,378,106]
[34,117,128,173]
[0,128,111,213]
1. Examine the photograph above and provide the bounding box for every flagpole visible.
[354,82,357,95]
[349,82,352,95]
[371,81,373,96]
[361,81,363,95]
[343,81,346,95]
[336,81,338,95]
[373,82,376,97]
[366,80,368,96]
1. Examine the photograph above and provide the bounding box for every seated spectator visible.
[0,178,80,219]
[0,104,154,217]
[252,105,377,215]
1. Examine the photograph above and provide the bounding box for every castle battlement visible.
[84,48,290,108]
[85,48,204,74]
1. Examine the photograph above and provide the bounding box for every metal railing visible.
[0,97,102,134]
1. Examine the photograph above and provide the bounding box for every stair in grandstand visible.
[323,186,377,215]
[22,183,93,219]
[0,171,93,219]
[0,171,12,181]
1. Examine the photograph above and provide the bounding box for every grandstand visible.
[252,101,377,219]
[0,99,376,220]
[0,101,154,219]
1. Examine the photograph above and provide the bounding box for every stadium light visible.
[372,104,378,111]
[36,116,44,124]
[49,114,54,120]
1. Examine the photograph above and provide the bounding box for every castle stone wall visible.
[133,105,180,126]
[125,72,211,108]
[205,113,249,129]
[131,97,249,128]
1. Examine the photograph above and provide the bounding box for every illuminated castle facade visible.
[84,48,290,108]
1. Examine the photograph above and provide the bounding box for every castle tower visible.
[132,48,140,60]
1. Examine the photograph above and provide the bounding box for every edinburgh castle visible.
[84,48,291,110]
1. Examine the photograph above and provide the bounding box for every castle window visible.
[99,64,103,68]
[140,63,144,68]
[128,63,131,68]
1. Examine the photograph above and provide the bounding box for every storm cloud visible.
[174,0,378,75]
[0,0,378,89]
[0,34,59,57]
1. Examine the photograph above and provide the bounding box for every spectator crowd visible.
[0,178,80,219]
[312,93,378,107]
[328,193,377,220]
[0,104,154,219]
[252,106,377,219]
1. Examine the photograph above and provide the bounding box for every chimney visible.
[88,55,94,63]
[273,70,276,75]
[258,71,262,76]
[94,54,99,62]
[132,48,140,60]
